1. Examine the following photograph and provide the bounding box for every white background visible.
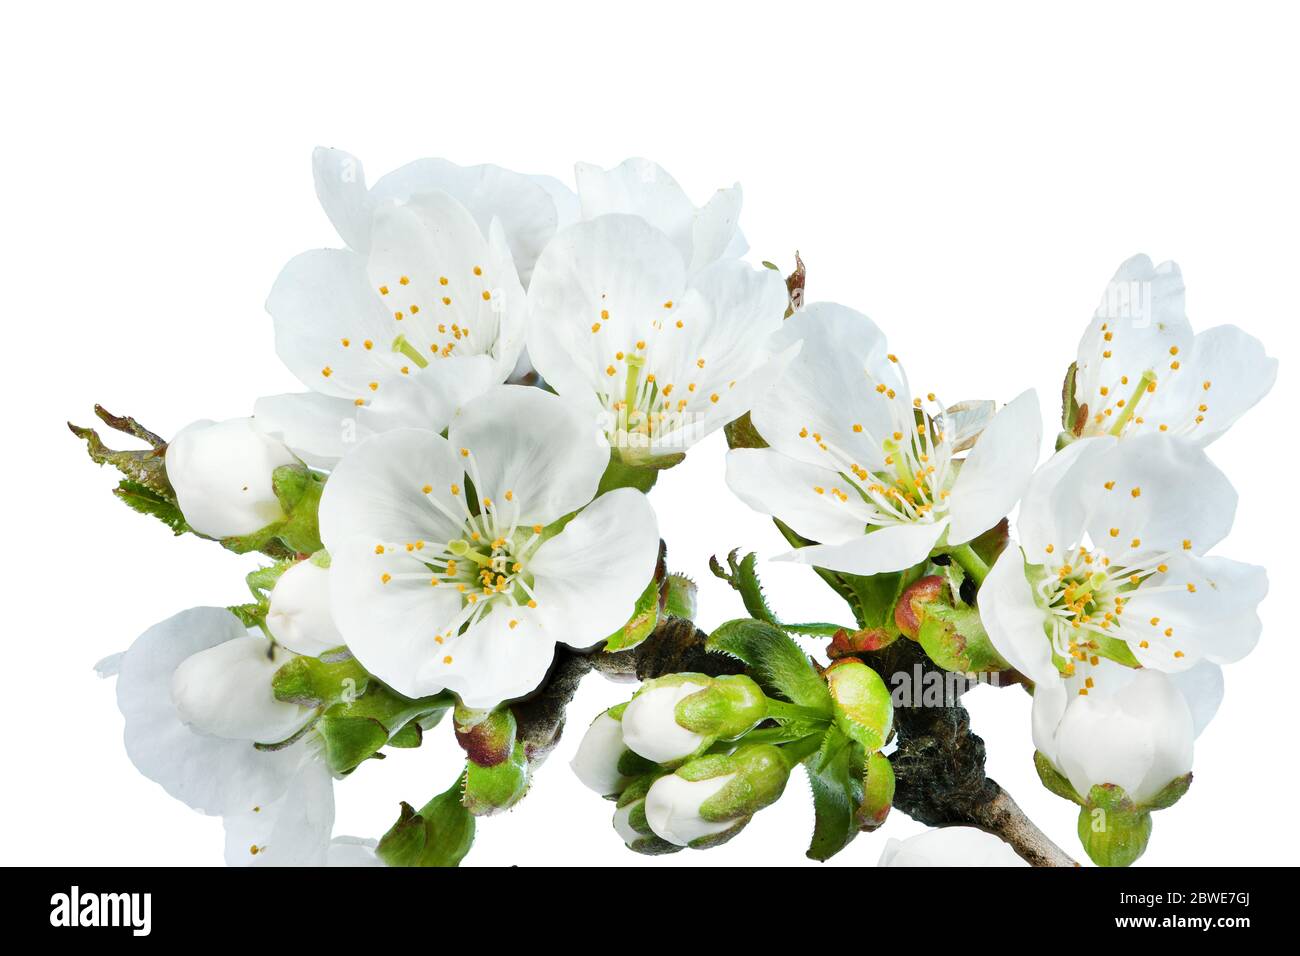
[3,1,1297,867]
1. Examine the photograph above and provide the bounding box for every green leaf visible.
[113,479,189,535]
[804,726,864,861]
[707,618,831,712]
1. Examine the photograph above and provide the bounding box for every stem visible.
[777,732,825,768]
[948,543,990,586]
[969,789,1077,867]
[763,697,831,724]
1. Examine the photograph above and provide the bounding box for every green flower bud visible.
[463,741,529,816]
[272,652,370,708]
[377,778,475,868]
[825,659,893,752]
[857,751,895,831]
[663,573,698,621]
[644,744,792,849]
[454,705,517,767]
[1077,784,1152,868]
[621,673,767,764]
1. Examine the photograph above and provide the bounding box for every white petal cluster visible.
[105,608,336,866]
[727,303,1042,575]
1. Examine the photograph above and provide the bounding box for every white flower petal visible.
[1126,554,1266,672]
[223,754,335,867]
[267,248,396,401]
[253,392,360,470]
[946,389,1041,545]
[1055,669,1193,803]
[318,428,465,550]
[877,826,1029,867]
[1074,255,1193,434]
[447,386,610,527]
[267,559,346,658]
[690,184,743,272]
[751,303,901,470]
[166,418,299,538]
[1169,661,1224,738]
[1080,433,1237,557]
[622,680,711,764]
[423,604,559,710]
[1139,324,1277,446]
[328,836,385,867]
[644,772,737,846]
[575,158,697,265]
[114,608,302,815]
[312,146,370,251]
[726,448,865,545]
[571,712,635,796]
[526,213,688,402]
[1016,436,1117,559]
[369,159,559,285]
[171,636,312,742]
[979,549,1060,686]
[529,487,660,649]
[780,520,946,576]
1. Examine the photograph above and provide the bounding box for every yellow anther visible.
[321,366,332,378]
[379,286,389,295]
[1131,487,1141,497]
[364,340,373,350]
[1109,528,1119,537]
[381,573,391,584]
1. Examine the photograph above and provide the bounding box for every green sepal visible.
[604,577,662,652]
[1078,783,1152,868]
[693,744,792,825]
[272,653,371,707]
[804,726,864,861]
[663,573,698,621]
[707,618,832,713]
[463,740,529,816]
[1034,750,1084,805]
[221,464,325,556]
[317,683,451,774]
[598,449,683,494]
[857,750,895,831]
[674,674,767,738]
[723,411,768,449]
[387,722,423,748]
[377,777,475,868]
[1142,772,1192,811]
[916,601,1011,673]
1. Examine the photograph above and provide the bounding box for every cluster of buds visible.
[573,629,898,858]
[572,674,790,851]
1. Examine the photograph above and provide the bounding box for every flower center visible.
[1033,540,1195,693]
[1080,342,1212,438]
[796,388,957,530]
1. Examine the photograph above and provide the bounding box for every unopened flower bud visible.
[644,744,791,848]
[621,673,766,764]
[463,741,530,816]
[171,636,311,742]
[166,418,299,538]
[1076,785,1153,868]
[454,705,517,767]
[571,710,655,796]
[857,751,896,831]
[266,554,344,657]
[612,776,682,856]
[825,659,893,752]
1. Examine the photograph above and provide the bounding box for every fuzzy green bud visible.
[825,659,893,752]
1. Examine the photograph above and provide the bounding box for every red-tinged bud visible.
[454,705,517,767]
[895,575,946,639]
[827,626,895,659]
